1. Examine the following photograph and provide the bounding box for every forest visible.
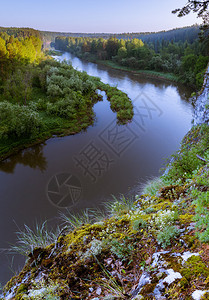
[54,30,209,89]
[0,29,133,160]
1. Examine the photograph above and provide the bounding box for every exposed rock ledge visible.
[193,64,209,125]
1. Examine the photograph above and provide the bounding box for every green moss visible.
[149,200,173,212]
[182,256,209,280]
[179,214,194,224]
[201,292,209,299]
[179,277,189,288]
[16,284,28,295]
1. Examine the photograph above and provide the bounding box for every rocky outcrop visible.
[193,64,209,125]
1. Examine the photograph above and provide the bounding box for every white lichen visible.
[192,290,209,300]
[163,269,182,284]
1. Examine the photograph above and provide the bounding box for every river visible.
[0,52,193,285]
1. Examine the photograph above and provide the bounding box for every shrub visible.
[157,225,180,248]
[0,101,43,139]
[46,100,74,119]
[164,124,209,183]
[109,236,135,261]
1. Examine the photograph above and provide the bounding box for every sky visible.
[0,0,201,33]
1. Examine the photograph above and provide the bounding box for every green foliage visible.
[181,255,209,280]
[3,68,33,104]
[0,101,43,139]
[97,83,133,123]
[45,50,62,56]
[109,236,135,261]
[0,36,134,158]
[162,124,209,243]
[54,31,208,89]
[163,124,209,183]
[157,225,180,248]
[131,218,147,231]
[46,99,76,119]
[191,166,209,242]
[193,190,209,242]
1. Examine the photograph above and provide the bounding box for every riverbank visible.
[0,115,94,162]
[95,59,180,83]
[59,50,180,84]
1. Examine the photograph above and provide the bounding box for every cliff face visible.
[193,64,209,125]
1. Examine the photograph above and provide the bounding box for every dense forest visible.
[0,28,133,160]
[45,25,200,42]
[0,24,201,44]
[54,33,209,89]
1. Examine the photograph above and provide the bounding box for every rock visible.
[193,64,209,125]
[192,290,209,300]
[181,251,199,263]
[96,287,102,295]
[132,272,151,296]
[163,269,182,284]
[132,295,144,299]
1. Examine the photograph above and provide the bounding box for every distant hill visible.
[0,25,200,45]
[40,25,200,44]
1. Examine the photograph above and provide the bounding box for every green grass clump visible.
[141,177,167,196]
[10,221,60,256]
[104,195,135,217]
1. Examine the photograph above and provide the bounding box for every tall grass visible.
[60,207,107,231]
[104,195,135,217]
[10,221,61,256]
[141,177,166,196]
[10,195,134,257]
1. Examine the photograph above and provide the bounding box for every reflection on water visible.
[0,52,194,286]
[0,144,47,173]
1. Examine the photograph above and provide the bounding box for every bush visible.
[109,237,135,261]
[0,101,43,139]
[46,99,76,119]
[164,125,209,183]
